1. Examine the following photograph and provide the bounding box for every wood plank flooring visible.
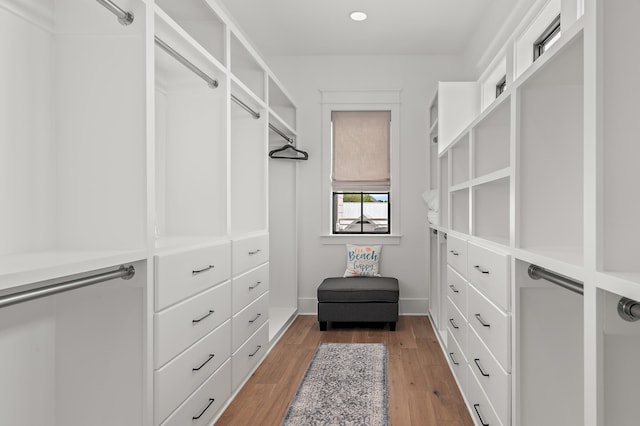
[216,315,473,425]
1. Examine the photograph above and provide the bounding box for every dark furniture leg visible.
[389,322,396,331]
[319,321,327,331]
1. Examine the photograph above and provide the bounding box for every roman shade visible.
[331,111,391,190]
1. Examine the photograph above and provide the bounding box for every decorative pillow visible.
[343,244,382,277]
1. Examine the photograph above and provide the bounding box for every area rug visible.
[281,343,388,426]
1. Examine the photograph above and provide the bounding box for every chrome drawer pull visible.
[192,398,215,420]
[448,352,459,366]
[475,313,491,327]
[192,265,215,275]
[474,358,490,377]
[449,284,459,294]
[248,249,261,255]
[449,318,459,329]
[449,250,459,256]
[474,265,490,274]
[473,404,490,426]
[249,313,262,323]
[192,310,215,324]
[192,354,215,372]
[249,281,262,290]
[249,345,262,357]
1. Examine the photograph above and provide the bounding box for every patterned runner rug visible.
[281,343,388,425]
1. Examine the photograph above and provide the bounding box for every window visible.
[331,111,391,235]
[533,15,561,61]
[495,75,507,98]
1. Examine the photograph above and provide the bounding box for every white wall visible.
[267,55,473,314]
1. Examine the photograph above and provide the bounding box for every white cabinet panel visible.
[467,365,504,426]
[468,284,511,372]
[155,281,231,368]
[232,234,269,275]
[447,235,468,278]
[446,297,468,358]
[155,242,231,310]
[447,330,468,396]
[154,321,231,425]
[232,263,269,314]
[232,321,269,390]
[447,265,468,319]
[232,292,269,352]
[467,241,510,311]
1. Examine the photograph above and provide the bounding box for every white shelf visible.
[473,177,509,245]
[230,32,265,101]
[450,133,470,186]
[473,96,510,179]
[451,188,470,235]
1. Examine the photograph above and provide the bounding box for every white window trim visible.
[320,90,402,244]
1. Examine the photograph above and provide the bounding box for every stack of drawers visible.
[230,233,270,390]
[445,235,511,426]
[153,241,233,426]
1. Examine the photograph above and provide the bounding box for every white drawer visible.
[155,281,231,369]
[468,284,511,372]
[467,241,510,311]
[447,265,468,319]
[446,297,468,358]
[467,365,504,426]
[468,326,511,426]
[232,292,269,352]
[160,359,231,426]
[154,321,231,425]
[447,234,468,278]
[232,263,269,314]
[446,331,468,396]
[232,321,269,390]
[232,234,269,275]
[155,242,231,311]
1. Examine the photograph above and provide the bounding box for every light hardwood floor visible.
[216,315,473,425]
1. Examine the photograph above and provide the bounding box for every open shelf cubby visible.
[473,96,511,179]
[450,133,470,187]
[515,259,584,426]
[473,177,510,246]
[230,33,265,100]
[517,32,584,265]
[451,189,470,235]
[268,77,296,132]
[154,21,228,247]
[439,154,449,228]
[600,0,640,278]
[155,0,226,66]
[0,0,147,283]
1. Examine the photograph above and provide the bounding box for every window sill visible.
[320,234,402,245]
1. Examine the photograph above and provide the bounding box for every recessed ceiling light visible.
[349,11,367,22]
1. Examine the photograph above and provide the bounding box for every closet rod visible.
[155,36,219,89]
[528,264,583,295]
[231,94,260,119]
[0,265,135,309]
[269,123,294,144]
[618,297,640,322]
[96,0,134,25]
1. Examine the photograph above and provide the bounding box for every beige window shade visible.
[332,111,391,190]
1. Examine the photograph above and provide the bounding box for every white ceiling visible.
[217,0,520,57]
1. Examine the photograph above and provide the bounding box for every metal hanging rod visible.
[618,297,640,322]
[528,264,583,295]
[269,123,294,144]
[96,0,134,25]
[231,94,260,119]
[0,265,135,309]
[155,36,219,89]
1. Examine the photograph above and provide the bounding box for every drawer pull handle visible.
[249,281,262,290]
[449,318,459,329]
[249,313,262,323]
[474,265,490,274]
[475,314,491,328]
[474,358,490,377]
[192,354,215,372]
[248,249,261,255]
[473,404,490,426]
[192,265,215,275]
[448,352,459,365]
[192,398,215,420]
[249,345,262,357]
[192,310,215,324]
[449,250,459,256]
[449,284,459,294]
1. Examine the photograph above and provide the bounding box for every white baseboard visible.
[297,297,428,315]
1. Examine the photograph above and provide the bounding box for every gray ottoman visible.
[317,277,399,331]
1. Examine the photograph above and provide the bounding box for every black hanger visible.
[269,144,309,160]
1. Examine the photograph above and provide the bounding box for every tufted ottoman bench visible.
[317,276,399,331]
